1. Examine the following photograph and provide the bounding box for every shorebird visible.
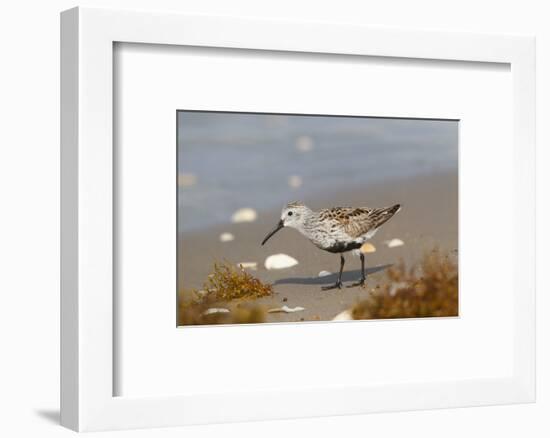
[261,201,401,290]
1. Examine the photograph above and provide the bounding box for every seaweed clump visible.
[177,261,272,326]
[206,262,273,301]
[352,248,458,320]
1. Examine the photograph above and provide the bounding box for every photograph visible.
[177,111,459,326]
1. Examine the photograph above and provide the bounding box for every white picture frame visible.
[60,7,535,432]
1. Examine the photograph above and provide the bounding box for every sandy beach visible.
[178,170,458,324]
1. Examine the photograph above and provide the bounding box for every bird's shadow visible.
[274,264,392,286]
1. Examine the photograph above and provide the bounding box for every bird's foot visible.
[346,279,366,288]
[322,280,343,291]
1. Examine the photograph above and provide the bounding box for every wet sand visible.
[178,171,458,324]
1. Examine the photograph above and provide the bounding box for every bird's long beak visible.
[261,219,284,246]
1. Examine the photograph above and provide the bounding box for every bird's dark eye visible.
[288,211,293,216]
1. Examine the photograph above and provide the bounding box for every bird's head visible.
[261,201,310,245]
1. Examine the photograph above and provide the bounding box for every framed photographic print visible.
[176,111,458,326]
[61,7,535,432]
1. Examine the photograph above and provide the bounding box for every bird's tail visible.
[389,204,401,215]
[369,204,401,229]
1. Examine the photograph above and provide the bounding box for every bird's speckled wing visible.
[319,205,400,239]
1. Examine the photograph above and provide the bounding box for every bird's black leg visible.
[322,254,345,290]
[347,253,367,288]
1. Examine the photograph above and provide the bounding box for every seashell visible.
[178,173,197,187]
[360,243,376,254]
[288,175,303,188]
[268,305,305,313]
[295,135,314,152]
[231,208,257,223]
[264,254,299,270]
[202,308,230,315]
[332,309,354,321]
[238,262,258,271]
[219,232,235,242]
[318,270,332,277]
[385,238,404,248]
[195,289,209,298]
[389,281,408,296]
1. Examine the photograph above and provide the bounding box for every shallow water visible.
[177,112,458,232]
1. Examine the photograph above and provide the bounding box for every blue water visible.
[177,112,458,232]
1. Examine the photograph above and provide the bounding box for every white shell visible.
[318,270,332,277]
[202,308,230,315]
[264,254,299,270]
[268,305,305,313]
[332,309,354,321]
[219,232,235,242]
[385,238,405,248]
[295,135,314,152]
[389,281,408,296]
[238,262,258,271]
[178,173,197,187]
[288,175,303,188]
[231,208,258,223]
